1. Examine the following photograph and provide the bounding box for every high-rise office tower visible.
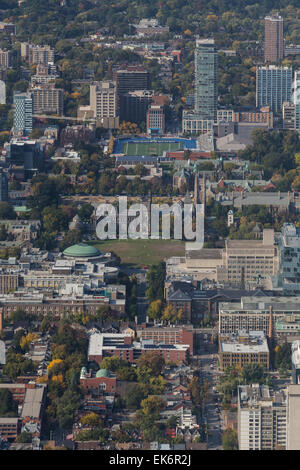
[115,67,151,102]
[194,39,218,121]
[0,168,8,202]
[13,92,33,135]
[264,15,284,64]
[256,66,292,112]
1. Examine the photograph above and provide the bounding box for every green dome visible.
[63,243,101,258]
[96,369,110,378]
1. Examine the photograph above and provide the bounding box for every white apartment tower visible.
[238,384,287,450]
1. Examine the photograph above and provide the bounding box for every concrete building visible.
[32,86,64,115]
[256,66,292,112]
[0,418,20,440]
[133,18,169,37]
[115,67,151,101]
[283,101,297,130]
[182,38,218,134]
[88,330,190,365]
[218,296,300,339]
[136,326,195,354]
[146,104,165,134]
[0,168,8,202]
[194,39,218,122]
[219,330,270,371]
[21,43,54,65]
[182,112,214,135]
[13,92,33,136]
[0,22,16,35]
[0,80,5,104]
[238,384,287,450]
[166,229,278,287]
[272,224,300,295]
[20,385,46,438]
[89,81,119,128]
[287,385,300,450]
[264,15,284,64]
[291,340,300,385]
[0,49,12,68]
[119,89,153,125]
[4,138,44,180]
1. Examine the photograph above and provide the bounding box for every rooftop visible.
[63,243,101,259]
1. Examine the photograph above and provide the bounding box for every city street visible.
[195,331,223,450]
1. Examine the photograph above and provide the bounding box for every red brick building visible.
[88,331,190,365]
[80,367,117,395]
[136,326,195,355]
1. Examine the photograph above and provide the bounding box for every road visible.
[195,330,224,450]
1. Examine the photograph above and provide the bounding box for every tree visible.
[147,299,163,321]
[222,429,238,450]
[162,304,183,323]
[274,342,292,371]
[0,389,18,417]
[27,176,59,213]
[56,389,81,430]
[242,364,269,385]
[146,262,166,302]
[80,413,102,428]
[20,332,39,351]
[78,203,94,222]
[0,202,16,219]
[137,351,165,376]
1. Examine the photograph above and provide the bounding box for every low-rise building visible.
[219,330,270,371]
[87,330,190,365]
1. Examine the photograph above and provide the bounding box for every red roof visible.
[166,151,211,160]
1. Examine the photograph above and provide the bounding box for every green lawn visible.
[123,141,184,156]
[91,239,185,268]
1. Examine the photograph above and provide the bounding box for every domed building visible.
[63,243,103,261]
[80,366,116,394]
[95,369,111,378]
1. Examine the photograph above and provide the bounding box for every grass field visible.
[122,141,184,156]
[91,239,185,268]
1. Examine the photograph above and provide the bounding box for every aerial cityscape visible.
[0,0,299,455]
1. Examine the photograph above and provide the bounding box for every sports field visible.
[122,140,184,156]
[91,239,185,268]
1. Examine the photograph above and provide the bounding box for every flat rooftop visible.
[21,386,45,419]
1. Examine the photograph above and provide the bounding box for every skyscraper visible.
[182,38,218,134]
[13,92,33,135]
[265,15,284,64]
[194,38,218,121]
[0,168,8,202]
[256,65,292,112]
